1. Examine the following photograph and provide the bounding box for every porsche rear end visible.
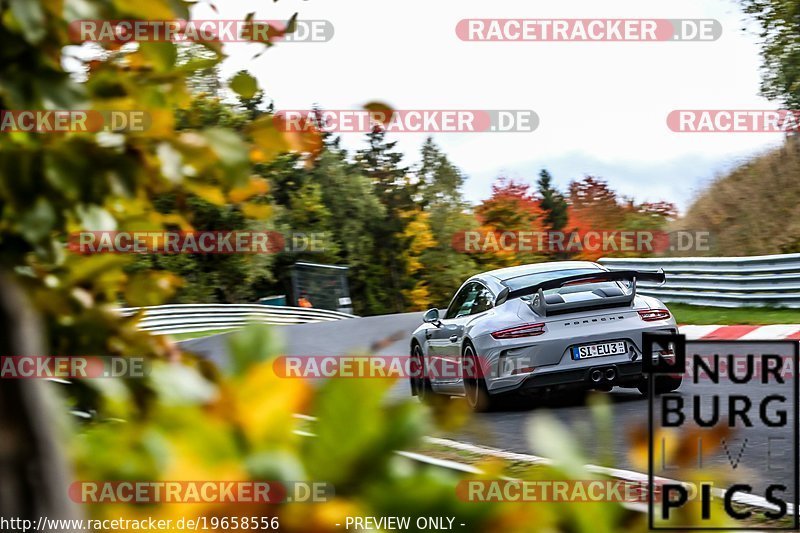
[470,270,678,395]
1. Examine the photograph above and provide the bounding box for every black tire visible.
[411,343,434,403]
[463,342,495,412]
[637,375,683,396]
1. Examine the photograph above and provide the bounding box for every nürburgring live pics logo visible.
[644,333,799,530]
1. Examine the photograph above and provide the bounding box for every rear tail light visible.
[638,309,671,322]
[491,323,546,339]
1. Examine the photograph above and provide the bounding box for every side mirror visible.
[423,308,441,326]
[496,287,510,306]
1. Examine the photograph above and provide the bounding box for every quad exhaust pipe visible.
[591,368,616,383]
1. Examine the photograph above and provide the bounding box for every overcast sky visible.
[191,0,784,211]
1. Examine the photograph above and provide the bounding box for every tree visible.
[473,178,547,268]
[399,210,436,310]
[567,176,627,232]
[537,169,568,232]
[355,128,414,313]
[416,138,477,306]
[0,0,319,525]
[477,178,544,230]
[311,145,387,315]
[356,128,412,210]
[566,177,676,259]
[135,89,278,304]
[418,137,465,208]
[742,0,800,107]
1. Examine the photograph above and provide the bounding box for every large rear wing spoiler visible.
[494,269,666,317]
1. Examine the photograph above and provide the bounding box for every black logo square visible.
[642,332,686,374]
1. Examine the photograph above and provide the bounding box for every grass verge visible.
[169,328,236,341]
[670,303,800,325]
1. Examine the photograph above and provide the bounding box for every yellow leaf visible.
[233,362,310,447]
[135,108,174,138]
[241,203,271,220]
[125,271,182,307]
[229,176,269,203]
[247,116,288,163]
[185,182,227,206]
[113,0,185,19]
[280,123,323,157]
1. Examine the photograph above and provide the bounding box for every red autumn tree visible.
[566,176,628,232]
[471,178,547,267]
[566,176,677,259]
[477,178,544,230]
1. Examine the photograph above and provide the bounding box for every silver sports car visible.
[409,261,681,411]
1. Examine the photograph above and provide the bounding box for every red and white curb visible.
[680,324,800,341]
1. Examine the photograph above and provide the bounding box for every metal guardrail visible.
[598,253,800,308]
[118,304,358,335]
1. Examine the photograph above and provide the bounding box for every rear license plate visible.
[572,341,626,360]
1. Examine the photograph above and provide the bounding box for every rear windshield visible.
[502,268,604,291]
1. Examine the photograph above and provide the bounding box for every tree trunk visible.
[0,273,79,524]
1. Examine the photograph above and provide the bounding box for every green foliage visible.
[0,0,315,417]
[742,0,800,107]
[304,378,427,488]
[416,138,477,306]
[537,169,568,232]
[678,137,800,255]
[230,71,259,100]
[355,129,416,313]
[310,146,388,315]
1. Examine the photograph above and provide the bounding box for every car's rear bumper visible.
[473,320,678,395]
[512,359,644,395]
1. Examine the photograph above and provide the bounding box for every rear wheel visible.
[638,375,683,396]
[411,343,433,403]
[463,343,495,412]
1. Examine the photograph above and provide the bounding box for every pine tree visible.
[537,169,568,232]
[355,128,414,313]
[416,138,477,305]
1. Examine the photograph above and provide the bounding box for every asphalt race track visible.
[180,314,798,503]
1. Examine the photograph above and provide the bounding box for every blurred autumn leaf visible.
[363,101,396,126]
[230,71,259,100]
